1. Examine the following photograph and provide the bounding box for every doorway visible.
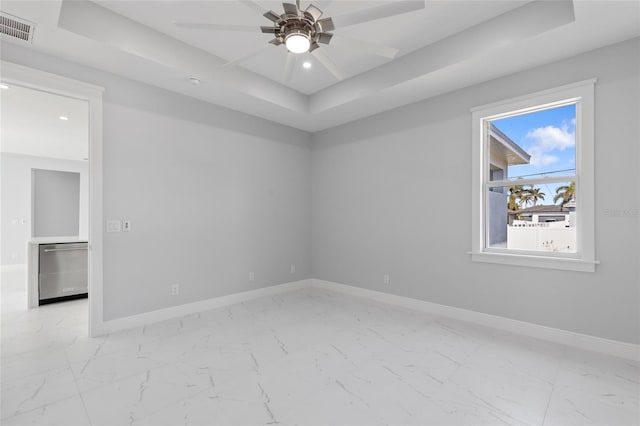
[0,61,104,336]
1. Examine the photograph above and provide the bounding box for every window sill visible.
[470,251,598,272]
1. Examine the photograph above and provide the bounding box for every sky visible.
[492,103,576,205]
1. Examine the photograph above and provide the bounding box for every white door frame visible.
[2,61,105,337]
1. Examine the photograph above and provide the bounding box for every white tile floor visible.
[1,268,639,426]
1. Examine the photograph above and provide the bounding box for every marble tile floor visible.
[1,269,638,426]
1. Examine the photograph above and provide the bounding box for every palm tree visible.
[554,181,576,206]
[508,185,524,211]
[507,185,545,212]
[518,191,534,208]
[529,186,546,206]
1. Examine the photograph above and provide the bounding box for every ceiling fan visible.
[262,1,333,52]
[175,0,425,82]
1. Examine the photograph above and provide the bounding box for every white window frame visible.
[470,79,598,272]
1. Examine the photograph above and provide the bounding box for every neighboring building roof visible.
[489,123,531,166]
[517,204,570,214]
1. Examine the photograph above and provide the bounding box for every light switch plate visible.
[106,220,122,233]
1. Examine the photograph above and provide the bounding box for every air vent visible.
[0,12,35,43]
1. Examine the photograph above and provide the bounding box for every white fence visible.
[507,226,576,252]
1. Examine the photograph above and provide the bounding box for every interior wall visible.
[1,43,312,321]
[1,153,89,266]
[32,169,81,238]
[311,38,640,344]
[3,38,637,343]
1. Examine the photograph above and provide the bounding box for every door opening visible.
[1,61,104,336]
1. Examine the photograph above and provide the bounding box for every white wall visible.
[1,153,89,266]
[312,38,640,345]
[32,169,81,238]
[1,43,312,321]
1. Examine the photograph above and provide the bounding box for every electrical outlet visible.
[171,284,180,295]
[123,220,131,232]
[290,265,296,274]
[383,274,390,285]
[249,272,255,282]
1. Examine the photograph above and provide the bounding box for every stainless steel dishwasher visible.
[39,242,88,305]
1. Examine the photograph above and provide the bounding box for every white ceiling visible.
[0,1,638,132]
[0,84,89,161]
[93,0,528,95]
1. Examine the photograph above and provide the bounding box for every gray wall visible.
[312,38,640,345]
[32,169,81,238]
[1,43,312,321]
[1,153,89,266]
[3,38,638,343]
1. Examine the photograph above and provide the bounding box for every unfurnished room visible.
[0,1,638,425]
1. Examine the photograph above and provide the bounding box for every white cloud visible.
[524,124,574,167]
[526,125,575,150]
[536,154,560,166]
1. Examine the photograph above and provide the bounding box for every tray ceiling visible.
[0,1,638,132]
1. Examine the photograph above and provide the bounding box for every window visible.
[470,80,598,272]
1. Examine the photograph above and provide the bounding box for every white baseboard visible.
[99,279,313,335]
[1,264,27,272]
[95,276,639,361]
[310,279,640,362]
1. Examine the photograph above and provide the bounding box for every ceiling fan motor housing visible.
[282,19,314,40]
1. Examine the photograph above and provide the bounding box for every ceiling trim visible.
[309,0,575,113]
[57,0,308,113]
[1,0,637,132]
[55,0,577,127]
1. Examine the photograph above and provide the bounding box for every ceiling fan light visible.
[285,32,310,53]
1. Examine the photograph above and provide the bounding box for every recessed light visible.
[189,77,200,85]
[59,116,69,121]
[302,62,312,69]
[0,84,9,90]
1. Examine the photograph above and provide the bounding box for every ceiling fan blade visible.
[261,26,278,34]
[175,22,257,32]
[238,0,268,14]
[332,0,424,28]
[269,38,283,46]
[332,35,398,58]
[283,53,296,82]
[282,3,299,16]
[316,17,334,33]
[263,10,281,23]
[223,46,270,67]
[312,48,345,80]
[317,32,333,44]
[305,5,323,22]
